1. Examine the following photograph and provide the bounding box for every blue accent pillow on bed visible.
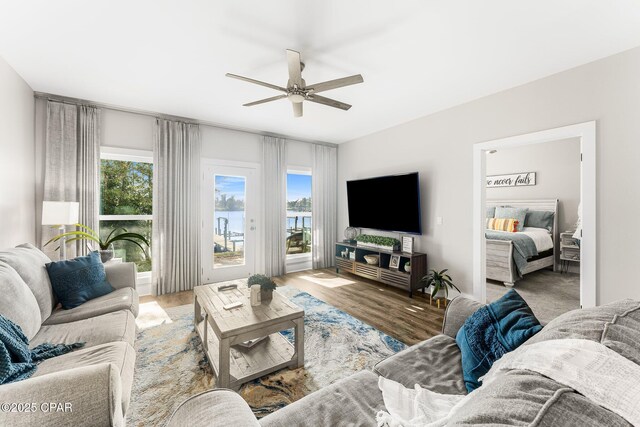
[456,289,542,393]
[494,207,528,232]
[486,206,496,218]
[45,251,114,310]
[525,210,554,232]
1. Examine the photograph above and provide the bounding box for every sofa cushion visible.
[33,341,136,414]
[0,262,41,340]
[31,310,136,349]
[526,299,640,362]
[456,289,542,392]
[447,370,631,426]
[0,243,55,321]
[45,251,115,309]
[374,335,466,395]
[259,370,384,427]
[43,287,139,325]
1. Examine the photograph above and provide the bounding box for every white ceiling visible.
[1,1,640,143]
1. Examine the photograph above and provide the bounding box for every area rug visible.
[127,286,406,426]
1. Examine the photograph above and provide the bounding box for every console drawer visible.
[336,258,354,272]
[355,263,379,280]
[380,270,410,288]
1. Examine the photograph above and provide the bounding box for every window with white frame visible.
[100,148,153,274]
[286,169,312,256]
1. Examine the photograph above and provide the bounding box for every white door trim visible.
[472,121,597,308]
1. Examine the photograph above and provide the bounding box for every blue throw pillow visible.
[456,289,542,392]
[45,252,115,310]
[494,207,528,232]
[525,210,555,232]
[486,206,496,218]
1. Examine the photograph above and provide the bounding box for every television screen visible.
[346,172,422,234]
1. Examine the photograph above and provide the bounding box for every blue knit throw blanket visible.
[0,315,84,384]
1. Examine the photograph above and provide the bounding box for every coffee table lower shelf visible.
[195,320,296,390]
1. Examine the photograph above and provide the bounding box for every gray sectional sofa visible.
[167,296,640,427]
[0,243,139,427]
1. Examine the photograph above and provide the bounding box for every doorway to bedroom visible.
[473,121,597,323]
[483,139,580,323]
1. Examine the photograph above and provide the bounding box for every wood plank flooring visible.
[140,268,445,346]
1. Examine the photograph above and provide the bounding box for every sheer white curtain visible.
[152,119,201,295]
[42,101,100,259]
[263,136,287,277]
[311,144,337,269]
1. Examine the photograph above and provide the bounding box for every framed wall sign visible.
[487,172,536,188]
[401,236,414,253]
[389,254,401,270]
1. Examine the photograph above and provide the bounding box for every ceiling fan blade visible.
[243,94,287,107]
[292,102,303,118]
[306,74,364,93]
[307,95,352,111]
[226,73,287,93]
[286,49,303,88]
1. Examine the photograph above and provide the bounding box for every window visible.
[100,149,153,273]
[286,171,312,256]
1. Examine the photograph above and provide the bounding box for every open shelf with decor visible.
[334,242,427,298]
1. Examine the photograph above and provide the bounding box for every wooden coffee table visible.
[194,282,305,390]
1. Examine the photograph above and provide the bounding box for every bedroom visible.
[483,138,581,322]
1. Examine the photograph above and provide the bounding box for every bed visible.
[485,199,558,287]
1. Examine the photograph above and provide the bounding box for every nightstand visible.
[560,231,580,273]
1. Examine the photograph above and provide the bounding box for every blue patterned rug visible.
[128,286,406,426]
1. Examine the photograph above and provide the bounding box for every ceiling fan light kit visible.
[226,49,364,118]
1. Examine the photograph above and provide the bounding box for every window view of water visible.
[286,173,312,255]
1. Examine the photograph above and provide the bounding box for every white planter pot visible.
[428,286,447,299]
[356,242,397,252]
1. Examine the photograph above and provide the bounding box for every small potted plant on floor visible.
[420,269,460,308]
[247,274,277,302]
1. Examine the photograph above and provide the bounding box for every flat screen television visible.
[346,172,422,234]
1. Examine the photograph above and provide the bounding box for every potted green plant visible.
[247,274,277,302]
[420,269,460,307]
[45,224,150,263]
[404,261,411,273]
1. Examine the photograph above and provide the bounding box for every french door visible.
[202,162,258,283]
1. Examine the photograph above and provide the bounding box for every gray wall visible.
[486,138,581,234]
[338,46,640,305]
[0,56,34,248]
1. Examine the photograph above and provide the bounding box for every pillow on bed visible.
[495,207,527,232]
[486,206,496,218]
[525,210,554,232]
[487,217,519,232]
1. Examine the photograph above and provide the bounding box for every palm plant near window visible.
[45,224,150,260]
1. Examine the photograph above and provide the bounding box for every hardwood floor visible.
[140,269,445,346]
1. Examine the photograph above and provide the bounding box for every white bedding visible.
[519,227,554,252]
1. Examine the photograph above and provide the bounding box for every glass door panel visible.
[214,175,246,268]
[202,163,257,283]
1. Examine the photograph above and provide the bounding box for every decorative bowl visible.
[363,255,379,265]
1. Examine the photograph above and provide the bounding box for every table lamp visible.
[42,201,80,260]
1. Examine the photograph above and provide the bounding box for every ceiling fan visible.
[226,49,364,118]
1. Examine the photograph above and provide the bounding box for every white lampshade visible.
[42,201,80,225]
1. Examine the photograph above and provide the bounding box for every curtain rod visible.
[34,92,338,148]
